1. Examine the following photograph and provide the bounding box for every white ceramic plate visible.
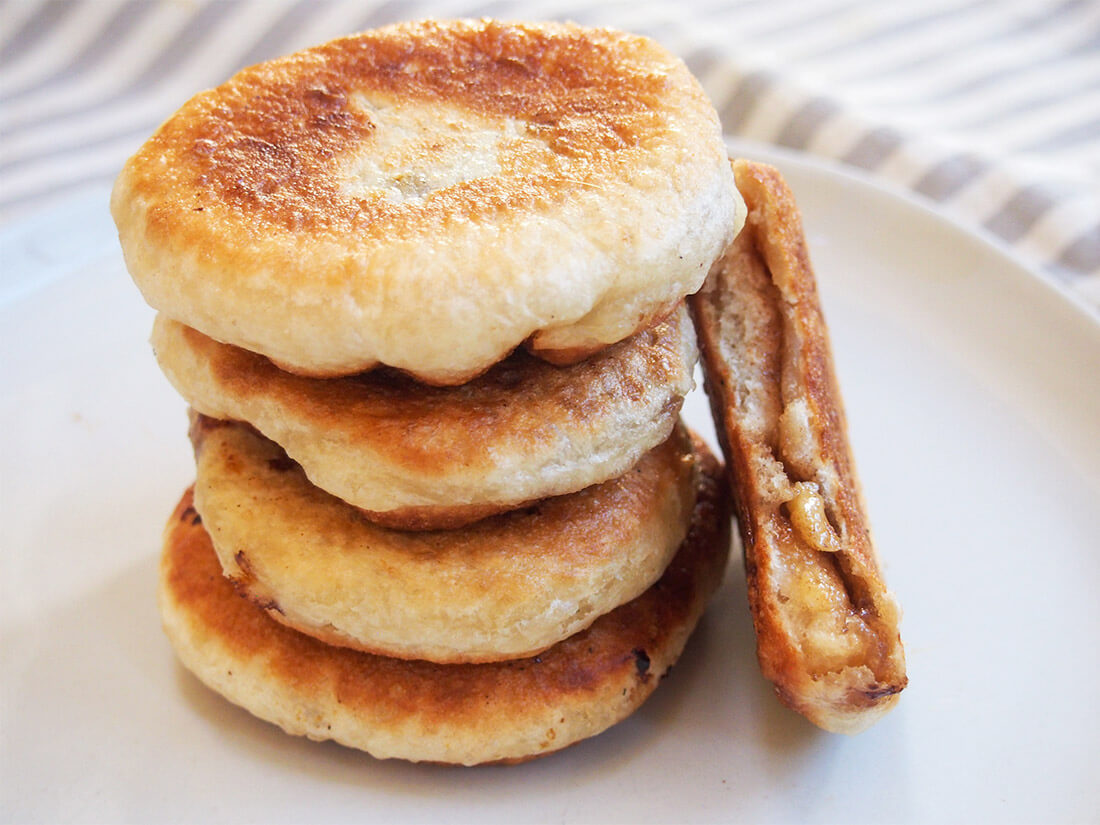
[2,143,1098,824]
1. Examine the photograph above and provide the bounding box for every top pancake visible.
[111,19,743,383]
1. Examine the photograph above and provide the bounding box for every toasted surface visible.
[190,414,700,663]
[689,159,906,734]
[153,304,697,528]
[158,446,730,765]
[112,19,743,383]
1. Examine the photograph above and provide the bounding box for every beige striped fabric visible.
[2,0,1097,309]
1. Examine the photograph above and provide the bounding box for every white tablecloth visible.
[2,0,1098,310]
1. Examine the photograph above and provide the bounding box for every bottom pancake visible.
[157,447,730,766]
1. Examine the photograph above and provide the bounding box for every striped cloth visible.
[2,0,1098,311]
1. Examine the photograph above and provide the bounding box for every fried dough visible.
[158,441,730,765]
[689,159,906,734]
[190,414,699,663]
[153,304,696,529]
[113,19,743,383]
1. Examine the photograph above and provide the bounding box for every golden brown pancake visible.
[190,414,699,663]
[689,159,906,734]
[158,443,730,765]
[154,304,697,530]
[112,19,743,384]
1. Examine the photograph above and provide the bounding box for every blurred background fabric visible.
[2,0,1098,311]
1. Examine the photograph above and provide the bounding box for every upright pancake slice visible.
[157,442,730,766]
[189,414,698,663]
[690,159,906,734]
[153,304,697,530]
[113,19,743,383]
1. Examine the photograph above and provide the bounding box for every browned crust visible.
[125,20,683,241]
[157,438,730,765]
[688,159,906,733]
[351,499,521,532]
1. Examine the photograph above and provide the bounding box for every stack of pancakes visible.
[112,20,747,764]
